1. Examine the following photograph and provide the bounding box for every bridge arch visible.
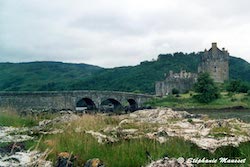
[76,97,96,111]
[100,98,123,112]
[0,91,153,112]
[127,99,138,112]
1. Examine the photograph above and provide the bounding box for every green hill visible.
[69,53,250,94]
[70,52,201,93]
[229,56,250,81]
[0,61,103,91]
[0,53,249,94]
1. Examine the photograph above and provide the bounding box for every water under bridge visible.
[0,91,154,112]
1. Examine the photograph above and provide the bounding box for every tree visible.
[193,73,220,103]
[226,80,249,93]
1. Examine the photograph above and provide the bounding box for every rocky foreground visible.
[87,108,250,152]
[0,108,250,166]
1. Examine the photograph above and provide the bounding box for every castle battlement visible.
[167,70,197,79]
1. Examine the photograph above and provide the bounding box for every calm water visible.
[187,109,250,123]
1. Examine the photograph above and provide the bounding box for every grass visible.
[36,132,250,167]
[36,133,201,166]
[146,92,250,110]
[0,107,63,127]
[0,108,38,127]
[31,114,250,167]
[75,115,120,130]
[210,127,232,138]
[1,108,250,166]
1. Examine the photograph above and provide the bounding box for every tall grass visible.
[0,108,37,127]
[38,133,250,167]
[35,115,250,167]
[39,133,207,166]
[1,108,249,166]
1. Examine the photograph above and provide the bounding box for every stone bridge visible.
[0,91,154,112]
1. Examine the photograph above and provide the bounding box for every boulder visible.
[84,158,104,167]
[85,131,118,144]
[56,152,76,167]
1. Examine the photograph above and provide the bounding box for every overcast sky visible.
[1,0,250,67]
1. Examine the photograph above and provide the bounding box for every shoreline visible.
[173,107,250,112]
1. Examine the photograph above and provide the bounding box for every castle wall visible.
[155,71,197,96]
[155,81,164,96]
[198,43,229,83]
[199,60,228,83]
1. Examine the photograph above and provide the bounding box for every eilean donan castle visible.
[155,43,229,96]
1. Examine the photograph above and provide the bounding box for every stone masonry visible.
[0,91,153,112]
[198,42,229,83]
[155,43,229,96]
[155,70,197,96]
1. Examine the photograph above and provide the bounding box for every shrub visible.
[227,92,234,97]
[175,94,181,97]
[187,118,193,124]
[226,80,241,92]
[193,73,220,103]
[226,80,250,93]
[247,90,250,96]
[230,98,237,102]
[172,88,180,95]
[241,97,249,102]
[237,83,249,93]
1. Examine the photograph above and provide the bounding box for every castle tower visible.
[198,43,229,83]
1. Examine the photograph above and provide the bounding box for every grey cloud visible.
[0,0,250,67]
[71,13,151,37]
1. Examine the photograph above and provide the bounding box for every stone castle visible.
[155,43,229,96]
[198,43,229,83]
[155,70,197,96]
